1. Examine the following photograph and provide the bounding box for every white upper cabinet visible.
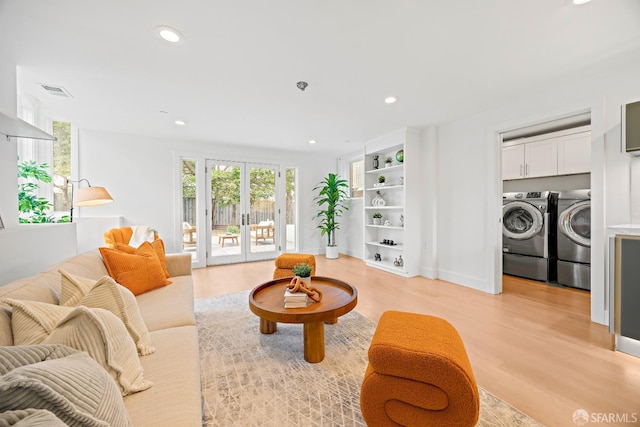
[502,144,525,180]
[557,131,591,175]
[525,138,558,178]
[502,126,590,180]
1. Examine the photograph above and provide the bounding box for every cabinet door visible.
[525,138,557,178]
[558,131,591,175]
[502,145,525,180]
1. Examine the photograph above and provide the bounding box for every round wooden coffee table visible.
[249,276,358,363]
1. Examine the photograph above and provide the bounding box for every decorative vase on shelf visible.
[371,191,385,206]
[372,155,379,170]
[396,149,404,163]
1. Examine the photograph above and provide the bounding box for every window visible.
[181,159,197,260]
[16,94,71,223]
[52,121,72,212]
[349,159,364,198]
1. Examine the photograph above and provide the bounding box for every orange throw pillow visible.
[100,242,171,295]
[114,239,171,278]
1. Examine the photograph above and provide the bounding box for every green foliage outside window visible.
[17,158,69,223]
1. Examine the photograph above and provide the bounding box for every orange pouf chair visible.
[103,226,158,248]
[273,253,316,279]
[361,311,480,427]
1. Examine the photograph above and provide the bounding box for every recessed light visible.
[155,25,184,44]
[573,0,591,4]
[384,96,397,104]
[309,140,317,144]
[175,120,186,126]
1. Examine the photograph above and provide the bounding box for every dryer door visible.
[503,201,544,240]
[558,200,590,247]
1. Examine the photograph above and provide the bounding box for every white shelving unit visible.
[363,128,421,277]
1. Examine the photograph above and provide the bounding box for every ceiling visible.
[1,0,639,154]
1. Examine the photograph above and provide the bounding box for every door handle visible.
[241,213,245,226]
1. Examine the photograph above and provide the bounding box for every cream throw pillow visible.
[0,299,74,345]
[59,269,96,306]
[44,306,152,396]
[59,271,155,355]
[0,344,132,427]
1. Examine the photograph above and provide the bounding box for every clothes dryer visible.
[557,189,591,290]
[502,191,557,281]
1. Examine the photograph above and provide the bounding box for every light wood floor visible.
[192,255,640,427]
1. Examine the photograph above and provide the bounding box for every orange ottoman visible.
[361,311,479,427]
[273,253,316,279]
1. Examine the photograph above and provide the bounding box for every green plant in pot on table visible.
[313,173,349,259]
[292,262,313,287]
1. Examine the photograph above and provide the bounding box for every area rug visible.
[195,291,543,427]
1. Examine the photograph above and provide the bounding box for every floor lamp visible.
[70,179,113,222]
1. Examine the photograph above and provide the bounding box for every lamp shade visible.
[74,186,113,206]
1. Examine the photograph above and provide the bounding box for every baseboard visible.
[437,269,492,293]
[420,267,437,279]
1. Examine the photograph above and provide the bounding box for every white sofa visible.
[0,250,202,426]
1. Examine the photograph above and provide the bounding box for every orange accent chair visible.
[361,311,480,427]
[103,226,159,249]
[273,253,316,279]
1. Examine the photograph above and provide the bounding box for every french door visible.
[205,160,280,265]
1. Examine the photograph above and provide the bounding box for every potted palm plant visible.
[313,173,349,259]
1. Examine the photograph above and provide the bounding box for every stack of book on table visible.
[284,288,308,308]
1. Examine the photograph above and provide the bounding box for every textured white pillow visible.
[59,269,97,306]
[44,306,152,396]
[0,344,132,427]
[61,273,155,355]
[0,299,74,345]
[0,408,68,427]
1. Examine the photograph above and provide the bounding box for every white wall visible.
[0,55,80,285]
[429,52,640,324]
[0,48,18,229]
[77,129,335,258]
[420,126,438,279]
[0,224,77,285]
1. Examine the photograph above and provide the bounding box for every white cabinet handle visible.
[525,164,529,176]
[520,164,523,177]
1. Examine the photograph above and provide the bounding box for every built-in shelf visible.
[366,164,404,174]
[0,112,55,141]
[363,127,421,277]
[365,241,404,250]
[364,206,403,210]
[366,185,403,191]
[365,225,404,230]
[365,258,406,273]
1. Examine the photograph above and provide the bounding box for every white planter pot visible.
[373,218,381,225]
[299,276,311,288]
[326,245,339,259]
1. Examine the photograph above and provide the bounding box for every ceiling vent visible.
[40,84,73,98]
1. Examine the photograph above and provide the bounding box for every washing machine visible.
[557,189,591,290]
[502,191,557,281]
